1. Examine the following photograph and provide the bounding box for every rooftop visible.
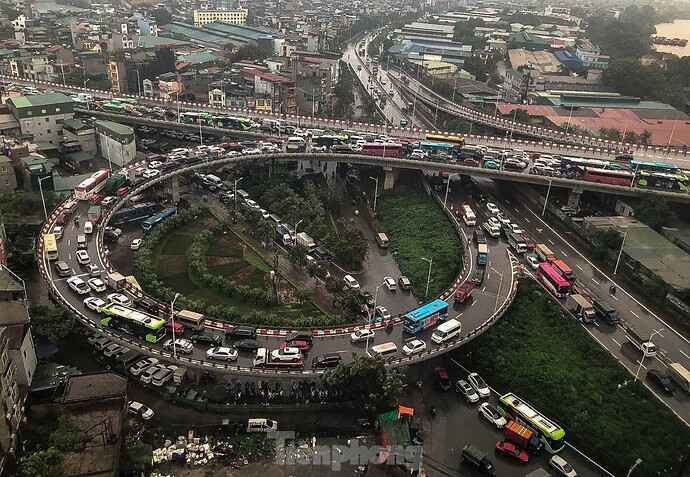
[62,119,94,132]
[63,372,127,404]
[131,35,191,48]
[7,92,74,109]
[0,268,23,292]
[94,120,135,137]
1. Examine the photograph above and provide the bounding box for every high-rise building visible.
[193,9,248,27]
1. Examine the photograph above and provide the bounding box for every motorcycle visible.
[430,406,437,418]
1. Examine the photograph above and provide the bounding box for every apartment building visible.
[575,40,610,69]
[94,120,136,167]
[193,9,248,27]
[0,156,16,192]
[6,93,75,146]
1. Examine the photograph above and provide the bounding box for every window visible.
[1,166,6,172]
[45,117,50,122]
[56,107,60,112]
[41,109,46,114]
[46,129,51,134]
[3,180,9,186]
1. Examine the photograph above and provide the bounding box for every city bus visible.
[497,392,566,454]
[180,112,212,124]
[628,160,679,174]
[559,157,611,174]
[142,206,178,234]
[114,98,139,106]
[403,299,450,334]
[43,233,58,261]
[419,141,455,157]
[75,168,111,200]
[361,143,404,157]
[312,135,349,148]
[109,202,158,225]
[551,259,575,282]
[424,134,465,148]
[537,262,570,298]
[636,171,689,191]
[100,303,166,343]
[582,168,635,187]
[102,102,127,113]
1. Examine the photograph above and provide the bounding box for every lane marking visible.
[576,264,583,271]
[630,311,639,318]
[481,286,486,292]
[657,331,664,338]
[514,207,519,213]
[610,294,619,301]
[612,338,621,347]
[561,251,568,257]
[636,360,647,370]
[471,301,477,307]
[591,277,599,284]
[547,238,554,245]
[525,218,530,223]
[679,349,690,360]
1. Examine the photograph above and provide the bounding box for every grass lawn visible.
[456,279,690,477]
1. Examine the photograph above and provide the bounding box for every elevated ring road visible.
[37,153,520,376]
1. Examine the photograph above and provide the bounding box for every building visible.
[575,40,609,69]
[61,119,97,156]
[6,93,75,146]
[94,120,136,167]
[193,9,248,27]
[108,47,176,95]
[507,31,551,52]
[0,212,6,265]
[0,328,21,473]
[18,155,53,193]
[0,155,17,191]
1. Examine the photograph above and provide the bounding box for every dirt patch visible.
[272,277,299,305]
[206,256,243,268]
[214,234,244,251]
[233,265,262,284]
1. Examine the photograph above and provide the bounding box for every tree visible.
[623,131,639,144]
[599,127,622,141]
[29,305,80,342]
[322,354,404,415]
[336,289,367,318]
[295,287,309,306]
[328,228,369,269]
[463,56,489,82]
[151,8,172,26]
[508,109,531,124]
[18,448,65,477]
[49,416,85,451]
[638,130,652,146]
[120,440,153,477]
[254,219,275,246]
[634,197,674,230]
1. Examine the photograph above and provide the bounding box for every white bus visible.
[460,204,476,226]
[432,318,462,344]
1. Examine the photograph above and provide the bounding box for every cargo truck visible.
[461,444,495,476]
[507,231,527,254]
[477,243,488,266]
[296,232,317,252]
[566,294,596,323]
[666,363,690,394]
[534,244,555,263]
[107,272,127,291]
[454,281,476,303]
[625,325,658,357]
[87,205,102,223]
[504,420,543,454]
[253,348,303,368]
[116,349,142,371]
[275,225,292,246]
[593,298,620,325]
[483,221,500,238]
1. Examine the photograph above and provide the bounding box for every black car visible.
[311,353,342,368]
[647,369,676,394]
[471,269,485,285]
[135,297,160,315]
[473,229,487,245]
[190,332,222,346]
[225,325,257,340]
[288,331,314,344]
[103,231,119,244]
[232,339,262,351]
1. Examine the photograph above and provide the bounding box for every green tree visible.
[18,448,65,477]
[336,289,367,318]
[49,416,85,451]
[463,56,489,82]
[295,287,309,306]
[333,60,355,119]
[623,131,639,144]
[507,109,531,124]
[638,130,652,146]
[634,197,674,230]
[254,219,276,246]
[120,440,153,477]
[328,227,369,268]
[151,7,173,26]
[29,305,80,342]
[599,127,622,141]
[322,354,404,415]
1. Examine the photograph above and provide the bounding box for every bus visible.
[180,112,212,124]
[424,134,465,148]
[102,102,127,113]
[534,244,555,263]
[142,206,178,234]
[75,168,111,200]
[537,262,570,298]
[497,392,566,454]
[582,168,634,187]
[361,143,404,157]
[100,303,166,343]
[629,160,679,174]
[44,233,58,261]
[114,97,139,106]
[109,202,158,225]
[419,141,455,157]
[174,309,206,332]
[551,259,575,282]
[403,299,450,334]
[636,171,689,191]
[312,135,349,148]
[214,116,252,131]
[559,157,611,174]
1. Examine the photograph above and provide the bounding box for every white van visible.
[247,418,278,433]
[368,342,398,359]
[205,174,222,187]
[376,232,389,248]
[84,221,93,234]
[235,189,250,201]
[286,136,306,152]
[431,319,462,344]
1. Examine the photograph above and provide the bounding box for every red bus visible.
[361,142,404,157]
[75,168,110,200]
[537,263,570,298]
[551,259,575,282]
[582,167,634,187]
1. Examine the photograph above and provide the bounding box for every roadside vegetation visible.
[376,179,462,299]
[456,279,690,477]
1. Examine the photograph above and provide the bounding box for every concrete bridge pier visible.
[384,165,395,190]
[567,187,583,209]
[169,175,180,203]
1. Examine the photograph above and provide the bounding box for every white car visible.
[101,196,118,207]
[410,149,428,159]
[245,199,260,209]
[467,372,491,398]
[83,221,93,234]
[402,339,427,356]
[383,276,397,291]
[131,239,143,250]
[259,209,270,220]
[271,347,302,362]
[163,338,193,354]
[486,202,500,215]
[343,274,360,289]
[478,402,508,428]
[151,366,176,386]
[227,150,242,157]
[76,250,91,265]
[129,358,159,377]
[374,306,391,321]
[104,226,122,237]
[53,226,64,239]
[67,276,90,295]
[243,148,261,155]
[102,343,123,358]
[87,278,107,293]
[350,328,376,343]
[526,255,540,270]
[142,169,160,179]
[134,167,147,176]
[549,455,578,477]
[148,160,163,169]
[455,380,479,403]
[128,400,154,420]
[83,296,106,312]
[310,145,328,153]
[206,347,239,361]
[86,263,101,277]
[487,216,501,229]
[140,364,165,384]
[107,293,131,307]
[495,214,511,226]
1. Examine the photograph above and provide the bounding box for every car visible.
[495,214,511,226]
[129,358,159,376]
[245,199,261,209]
[83,296,106,312]
[67,276,90,295]
[92,336,112,351]
[86,263,101,276]
[483,160,501,170]
[471,269,485,284]
[549,455,577,477]
[148,160,163,169]
[86,277,106,293]
[455,380,479,403]
[107,293,132,307]
[467,372,491,398]
[206,347,239,361]
[76,250,91,265]
[402,339,427,356]
[647,369,676,394]
[487,216,501,229]
[165,320,184,335]
[526,255,540,270]
[101,196,118,207]
[104,226,122,237]
[131,239,143,250]
[478,402,508,428]
[436,367,451,391]
[494,440,529,463]
[54,260,71,278]
[280,340,310,351]
[486,203,500,215]
[140,364,165,384]
[53,226,64,240]
[163,338,194,354]
[190,332,222,346]
[343,274,360,289]
[151,366,177,386]
[142,169,160,179]
[383,276,397,291]
[350,328,376,343]
[271,347,302,362]
[463,158,480,167]
[103,343,124,358]
[473,229,487,244]
[225,325,257,340]
[398,276,412,290]
[374,306,391,322]
[259,209,270,220]
[288,331,314,344]
[86,332,101,346]
[312,353,343,368]
[103,230,118,244]
[232,339,262,351]
[128,400,154,420]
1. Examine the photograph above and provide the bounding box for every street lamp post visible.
[421,257,432,299]
[614,229,628,275]
[368,280,387,354]
[541,178,553,216]
[170,293,180,358]
[234,177,244,214]
[634,329,662,382]
[369,176,379,211]
[176,91,181,123]
[38,175,51,220]
[84,77,91,111]
[626,458,642,477]
[293,219,303,246]
[490,267,504,313]
[443,173,460,211]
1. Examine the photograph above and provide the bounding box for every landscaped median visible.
[454,279,690,477]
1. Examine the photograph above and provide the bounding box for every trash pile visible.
[151,431,253,470]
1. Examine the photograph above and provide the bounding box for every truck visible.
[454,281,476,303]
[173,366,188,385]
[534,244,555,263]
[87,205,102,223]
[375,232,389,248]
[483,221,500,238]
[107,272,127,291]
[592,298,620,325]
[507,231,527,254]
[115,349,142,371]
[253,348,303,368]
[504,420,543,454]
[295,232,316,252]
[666,362,690,394]
[461,444,495,476]
[460,203,476,226]
[477,243,488,266]
[275,225,292,246]
[566,294,596,323]
[103,174,127,196]
[625,325,658,357]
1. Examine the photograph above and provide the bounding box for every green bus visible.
[103,103,126,113]
[100,303,166,343]
[636,171,689,191]
[180,112,212,124]
[312,135,349,148]
[114,97,139,106]
[497,392,566,454]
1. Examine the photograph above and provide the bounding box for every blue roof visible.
[554,50,582,70]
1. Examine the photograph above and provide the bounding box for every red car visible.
[521,232,535,250]
[116,186,132,197]
[463,158,480,167]
[55,211,69,225]
[166,321,184,335]
[435,367,451,391]
[89,193,103,205]
[494,440,529,463]
[280,340,310,351]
